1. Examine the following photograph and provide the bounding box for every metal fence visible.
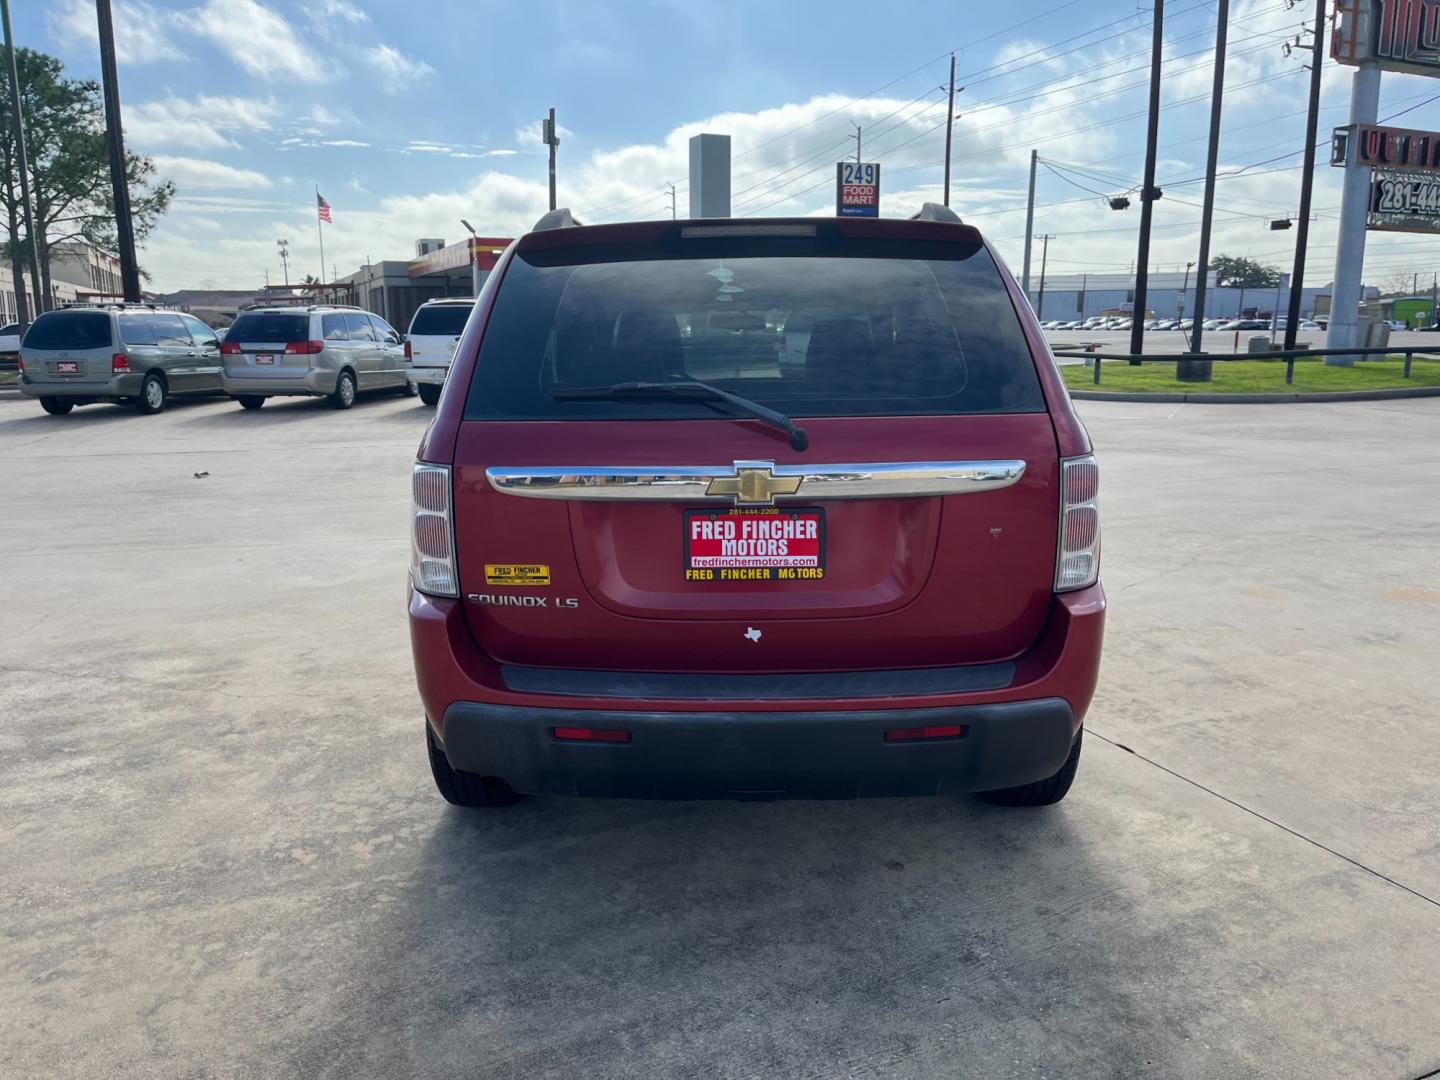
[1051,345,1440,385]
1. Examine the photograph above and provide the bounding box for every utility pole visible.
[1129,0,1165,360]
[1079,272,1088,321]
[1035,234,1054,320]
[1284,0,1325,352]
[1021,149,1038,294]
[94,0,141,301]
[542,108,559,212]
[1178,260,1194,322]
[849,123,862,164]
[1188,0,1229,360]
[666,182,677,220]
[942,52,956,206]
[1,0,43,327]
[276,239,290,286]
[1432,271,1437,327]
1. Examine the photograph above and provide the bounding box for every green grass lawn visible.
[1062,356,1440,394]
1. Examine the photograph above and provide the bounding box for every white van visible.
[405,298,474,406]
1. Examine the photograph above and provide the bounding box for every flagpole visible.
[315,184,326,295]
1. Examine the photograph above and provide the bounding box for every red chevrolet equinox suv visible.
[409,206,1104,808]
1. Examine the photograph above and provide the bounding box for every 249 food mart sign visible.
[836,162,880,217]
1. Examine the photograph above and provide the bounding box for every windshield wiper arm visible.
[552,380,810,452]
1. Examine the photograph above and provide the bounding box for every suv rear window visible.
[228,312,309,343]
[22,311,112,351]
[409,304,472,336]
[465,235,1044,420]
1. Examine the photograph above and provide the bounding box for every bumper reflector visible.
[553,727,631,744]
[884,724,967,742]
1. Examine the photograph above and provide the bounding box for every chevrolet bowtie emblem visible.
[705,463,803,506]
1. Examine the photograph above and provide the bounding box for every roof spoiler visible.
[909,202,964,224]
[532,207,583,231]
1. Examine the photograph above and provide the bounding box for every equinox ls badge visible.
[467,593,579,609]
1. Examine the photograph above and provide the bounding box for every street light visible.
[459,219,479,296]
[276,238,290,287]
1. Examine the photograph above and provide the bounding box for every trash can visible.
[1247,335,1272,354]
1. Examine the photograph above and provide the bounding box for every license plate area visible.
[684,507,826,584]
[55,361,78,373]
[254,353,276,365]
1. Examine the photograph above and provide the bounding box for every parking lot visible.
[2,388,1439,1078]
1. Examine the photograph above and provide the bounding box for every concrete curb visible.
[1070,385,1440,404]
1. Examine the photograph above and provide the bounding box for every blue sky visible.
[14,0,1440,292]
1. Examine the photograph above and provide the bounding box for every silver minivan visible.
[18,304,223,415]
[220,305,411,410]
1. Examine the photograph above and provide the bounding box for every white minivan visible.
[405,298,474,406]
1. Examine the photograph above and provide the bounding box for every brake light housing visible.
[111,353,131,373]
[1055,455,1100,592]
[411,463,458,596]
[284,339,325,355]
[220,340,241,355]
[403,339,412,361]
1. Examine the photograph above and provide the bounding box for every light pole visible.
[1178,260,1194,322]
[276,239,290,286]
[460,218,480,296]
[1,0,43,325]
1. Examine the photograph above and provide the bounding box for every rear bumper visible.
[18,372,143,399]
[437,698,1075,799]
[406,365,449,385]
[220,370,335,396]
[410,583,1105,800]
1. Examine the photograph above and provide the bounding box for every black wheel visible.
[401,379,418,397]
[979,729,1083,807]
[235,395,266,410]
[417,383,441,407]
[133,372,167,414]
[426,723,520,807]
[39,397,74,415]
[331,370,356,410]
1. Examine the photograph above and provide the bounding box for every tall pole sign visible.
[1328,0,1440,359]
[835,162,880,217]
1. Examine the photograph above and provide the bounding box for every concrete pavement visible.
[1,389,1438,1078]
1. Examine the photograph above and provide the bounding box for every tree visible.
[1209,255,1281,289]
[301,273,321,287]
[0,48,173,306]
[1379,268,1422,297]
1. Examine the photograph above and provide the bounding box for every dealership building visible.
[1023,270,1361,323]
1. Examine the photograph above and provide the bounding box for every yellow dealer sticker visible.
[485,564,551,586]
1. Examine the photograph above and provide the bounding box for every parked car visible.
[1202,319,1224,330]
[220,304,411,409]
[17,303,223,415]
[405,297,475,406]
[1298,320,1321,331]
[409,205,1105,808]
[1389,320,1408,331]
[0,321,19,370]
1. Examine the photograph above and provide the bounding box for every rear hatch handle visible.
[552,380,810,452]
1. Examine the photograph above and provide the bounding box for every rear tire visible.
[235,395,266,410]
[979,729,1083,807]
[331,370,356,410]
[417,383,441,407]
[39,397,74,416]
[134,372,167,414]
[426,723,520,807]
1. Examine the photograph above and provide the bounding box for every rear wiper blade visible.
[552,380,810,452]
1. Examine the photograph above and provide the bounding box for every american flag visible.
[317,193,332,223]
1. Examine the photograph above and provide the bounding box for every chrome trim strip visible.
[485,459,1027,503]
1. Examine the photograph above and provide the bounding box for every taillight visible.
[15,354,23,373]
[403,339,412,361]
[885,724,966,742]
[284,339,324,355]
[1055,455,1100,592]
[411,463,458,596]
[220,341,241,355]
[112,353,131,373]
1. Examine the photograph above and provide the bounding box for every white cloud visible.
[152,155,275,190]
[485,149,520,157]
[365,44,436,88]
[310,0,368,23]
[323,139,370,148]
[48,0,183,64]
[190,0,326,82]
[126,95,280,150]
